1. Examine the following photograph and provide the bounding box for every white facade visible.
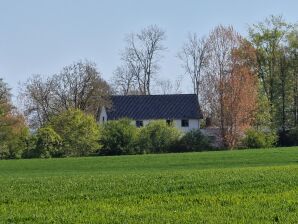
[173,119,200,132]
[99,106,108,123]
[99,107,200,133]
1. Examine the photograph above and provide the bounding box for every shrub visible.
[242,129,277,149]
[173,129,212,152]
[49,109,101,156]
[137,120,181,153]
[34,127,63,158]
[21,134,38,159]
[100,119,138,155]
[286,128,298,146]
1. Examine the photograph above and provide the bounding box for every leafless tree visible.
[111,65,139,95]
[20,75,55,128]
[155,77,182,94]
[114,25,166,95]
[178,33,210,99]
[51,61,110,114]
[20,60,111,128]
[201,25,241,120]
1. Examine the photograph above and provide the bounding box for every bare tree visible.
[155,76,182,94]
[20,75,55,128]
[20,60,111,128]
[114,25,166,95]
[202,25,241,121]
[178,33,210,99]
[111,65,139,95]
[201,25,258,148]
[51,61,110,114]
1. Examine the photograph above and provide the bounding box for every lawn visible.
[0,148,297,223]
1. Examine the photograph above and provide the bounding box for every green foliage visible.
[173,129,212,152]
[253,90,273,130]
[0,126,30,159]
[249,15,298,131]
[34,127,62,158]
[0,78,30,159]
[100,119,138,155]
[21,134,38,159]
[0,148,297,223]
[137,120,181,153]
[242,129,277,149]
[49,109,101,156]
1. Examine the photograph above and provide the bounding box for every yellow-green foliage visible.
[48,109,101,156]
[100,119,138,155]
[137,120,181,153]
[35,127,62,158]
[242,129,277,149]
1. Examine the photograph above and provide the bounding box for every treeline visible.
[0,15,298,159]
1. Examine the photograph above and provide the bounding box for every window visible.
[181,119,189,127]
[136,120,143,127]
[166,119,173,126]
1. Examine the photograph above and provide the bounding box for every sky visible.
[0,0,297,100]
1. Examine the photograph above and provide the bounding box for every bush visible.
[34,127,63,158]
[279,128,298,146]
[100,119,138,155]
[49,109,101,156]
[137,120,181,153]
[242,129,277,149]
[173,129,212,152]
[21,134,38,159]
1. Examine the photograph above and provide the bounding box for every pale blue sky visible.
[0,0,297,98]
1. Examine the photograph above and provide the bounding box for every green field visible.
[0,148,297,223]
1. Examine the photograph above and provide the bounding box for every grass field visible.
[0,148,297,223]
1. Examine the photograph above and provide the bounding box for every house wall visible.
[131,119,200,133]
[173,119,200,132]
[99,107,107,124]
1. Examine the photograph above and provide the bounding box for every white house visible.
[98,94,203,132]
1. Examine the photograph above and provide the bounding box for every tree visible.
[114,25,166,95]
[253,90,273,130]
[221,40,258,148]
[0,114,29,159]
[249,15,293,130]
[20,75,55,128]
[178,33,210,99]
[48,109,101,156]
[20,60,111,128]
[287,29,298,126]
[111,65,139,95]
[200,26,258,148]
[52,60,110,114]
[205,25,241,124]
[100,119,138,155]
[155,77,182,94]
[0,79,29,159]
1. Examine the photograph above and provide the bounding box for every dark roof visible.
[106,94,203,120]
